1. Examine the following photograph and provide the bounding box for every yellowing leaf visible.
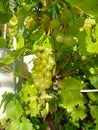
[9,15,18,26]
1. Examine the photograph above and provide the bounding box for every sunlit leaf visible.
[70,105,87,122]
[16,33,24,49]
[59,77,87,109]
[6,100,23,120]
[7,117,32,130]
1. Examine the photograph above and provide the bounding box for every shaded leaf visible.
[90,76,98,88]
[0,37,7,48]
[90,106,98,130]
[66,0,98,17]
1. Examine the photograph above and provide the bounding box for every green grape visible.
[45,71,52,78]
[41,52,48,59]
[50,19,60,29]
[36,51,47,59]
[55,33,65,43]
[32,50,54,90]
[42,59,47,65]
[32,71,38,79]
[37,72,44,78]
[40,83,47,89]
[34,80,40,87]
[48,56,55,66]
[67,27,79,36]
[53,29,59,37]
[34,64,44,71]
[64,35,77,47]
[32,71,44,79]
[46,64,53,70]
[76,17,85,28]
[61,10,72,25]
[45,77,52,86]
[36,52,42,58]
[34,58,41,65]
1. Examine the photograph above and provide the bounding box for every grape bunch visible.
[32,49,55,90]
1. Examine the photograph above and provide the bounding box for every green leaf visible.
[89,76,98,88]
[0,0,9,13]
[87,93,98,104]
[20,117,33,130]
[16,33,24,49]
[77,30,89,56]
[0,37,7,48]
[44,37,52,50]
[0,92,14,110]
[9,15,18,26]
[66,0,98,17]
[59,77,87,109]
[0,11,12,24]
[90,106,98,130]
[0,47,25,67]
[7,119,20,130]
[70,105,87,122]
[77,18,98,54]
[6,100,23,120]
[0,53,15,65]
[7,117,32,130]
[20,84,38,103]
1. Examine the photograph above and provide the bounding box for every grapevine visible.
[0,0,98,130]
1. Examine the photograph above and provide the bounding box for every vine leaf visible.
[6,100,23,120]
[87,93,98,104]
[70,105,87,122]
[77,30,89,56]
[0,47,25,67]
[7,117,32,130]
[90,106,98,130]
[59,77,87,108]
[0,0,12,24]
[89,76,98,89]
[16,33,24,49]
[59,78,87,123]
[0,37,7,48]
[66,0,98,17]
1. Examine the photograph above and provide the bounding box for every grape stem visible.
[57,53,73,74]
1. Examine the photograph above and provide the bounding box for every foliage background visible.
[0,0,98,130]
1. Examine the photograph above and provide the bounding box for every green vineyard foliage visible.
[0,0,98,129]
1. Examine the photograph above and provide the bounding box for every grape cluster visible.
[32,49,55,90]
